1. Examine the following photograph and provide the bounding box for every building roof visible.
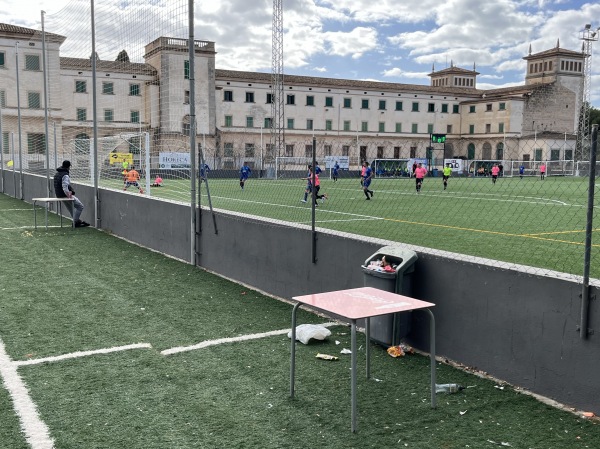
[0,23,65,43]
[428,66,480,77]
[215,69,483,96]
[524,46,584,60]
[60,57,157,76]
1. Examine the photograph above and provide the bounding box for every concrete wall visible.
[7,172,600,415]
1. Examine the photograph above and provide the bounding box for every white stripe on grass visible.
[13,343,153,367]
[162,322,339,356]
[0,338,55,449]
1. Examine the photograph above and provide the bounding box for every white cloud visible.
[313,66,327,72]
[323,26,378,58]
[382,68,430,80]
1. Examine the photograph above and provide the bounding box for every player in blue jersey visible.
[332,161,340,182]
[362,161,374,200]
[314,162,322,175]
[200,163,210,181]
[240,162,251,189]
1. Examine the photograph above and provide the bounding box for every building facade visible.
[0,22,585,172]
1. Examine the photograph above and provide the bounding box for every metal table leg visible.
[426,309,436,409]
[365,317,371,379]
[33,201,38,230]
[290,302,301,398]
[351,319,357,432]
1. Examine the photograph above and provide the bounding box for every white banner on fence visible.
[159,152,191,168]
[444,158,465,174]
[324,156,350,169]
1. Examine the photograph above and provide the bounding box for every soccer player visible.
[314,162,322,175]
[151,175,163,187]
[200,163,210,181]
[123,165,144,194]
[442,163,452,190]
[362,161,374,200]
[519,164,525,179]
[332,161,340,182]
[539,163,546,180]
[415,163,427,193]
[360,161,367,186]
[491,164,500,184]
[240,162,251,189]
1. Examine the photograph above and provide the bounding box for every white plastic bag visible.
[288,324,331,345]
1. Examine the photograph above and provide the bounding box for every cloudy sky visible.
[1,0,599,105]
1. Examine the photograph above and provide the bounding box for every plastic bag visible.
[288,324,331,345]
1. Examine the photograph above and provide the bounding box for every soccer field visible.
[2,192,600,449]
[136,174,600,280]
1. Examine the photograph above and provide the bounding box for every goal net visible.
[65,132,150,192]
[372,159,410,178]
[504,160,575,177]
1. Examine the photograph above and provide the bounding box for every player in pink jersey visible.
[415,163,427,193]
[539,163,546,180]
[491,164,500,184]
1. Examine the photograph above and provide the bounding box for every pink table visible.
[290,287,436,432]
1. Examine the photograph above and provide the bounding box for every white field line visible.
[301,218,375,224]
[0,338,54,449]
[2,208,33,212]
[162,322,339,356]
[13,343,153,367]
[0,226,36,231]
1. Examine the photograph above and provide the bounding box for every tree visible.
[116,50,130,63]
[590,106,600,127]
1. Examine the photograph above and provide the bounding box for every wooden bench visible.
[32,197,75,230]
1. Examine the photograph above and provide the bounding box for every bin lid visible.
[364,245,418,268]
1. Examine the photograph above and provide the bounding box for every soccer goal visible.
[504,160,575,177]
[64,132,150,192]
[275,156,319,179]
[372,159,410,178]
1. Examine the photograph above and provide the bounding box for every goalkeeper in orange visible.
[123,165,144,194]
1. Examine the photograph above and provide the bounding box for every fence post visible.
[580,124,598,339]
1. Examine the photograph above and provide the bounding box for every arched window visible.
[496,142,504,160]
[467,143,475,160]
[74,133,90,154]
[482,142,492,160]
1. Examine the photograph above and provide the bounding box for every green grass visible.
[1,192,599,448]
[101,174,599,279]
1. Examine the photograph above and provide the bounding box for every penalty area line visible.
[161,322,339,356]
[0,338,54,449]
[13,343,153,367]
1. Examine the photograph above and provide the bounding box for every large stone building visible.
[0,23,585,172]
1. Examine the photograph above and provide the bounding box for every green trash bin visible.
[361,246,418,346]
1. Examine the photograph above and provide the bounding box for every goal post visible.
[504,160,575,177]
[275,156,318,179]
[92,132,150,192]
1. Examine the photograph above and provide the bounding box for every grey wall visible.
[7,172,600,415]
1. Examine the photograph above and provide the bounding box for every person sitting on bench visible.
[53,160,90,227]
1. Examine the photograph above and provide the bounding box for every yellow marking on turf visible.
[524,228,600,237]
[382,217,600,247]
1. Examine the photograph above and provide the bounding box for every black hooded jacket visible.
[53,167,74,198]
